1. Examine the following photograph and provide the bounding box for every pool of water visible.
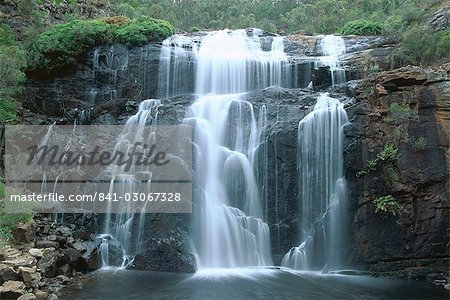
[61,267,448,300]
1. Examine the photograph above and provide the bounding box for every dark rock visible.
[428,7,450,31]
[0,264,21,284]
[85,249,101,271]
[1,280,26,299]
[18,267,41,288]
[35,241,59,249]
[12,222,36,244]
[132,235,195,272]
[73,230,91,241]
[344,65,449,275]
[61,249,81,264]
[37,250,67,278]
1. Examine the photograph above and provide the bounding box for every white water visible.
[99,99,162,267]
[158,35,197,98]
[96,30,350,270]
[282,94,348,270]
[185,30,290,269]
[317,35,347,86]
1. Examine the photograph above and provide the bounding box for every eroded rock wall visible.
[344,65,450,276]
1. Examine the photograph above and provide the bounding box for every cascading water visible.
[282,94,348,270]
[158,35,198,99]
[184,30,290,269]
[98,99,162,267]
[317,35,346,86]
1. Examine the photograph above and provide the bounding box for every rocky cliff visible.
[9,32,450,279]
[344,64,449,279]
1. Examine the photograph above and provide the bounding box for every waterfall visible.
[184,29,290,269]
[282,94,348,270]
[98,99,162,267]
[158,35,197,99]
[317,35,346,86]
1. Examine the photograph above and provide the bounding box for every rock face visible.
[14,31,450,278]
[344,65,450,276]
[0,215,103,297]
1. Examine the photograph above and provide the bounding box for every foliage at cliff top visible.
[0,25,25,122]
[341,20,382,36]
[27,16,174,72]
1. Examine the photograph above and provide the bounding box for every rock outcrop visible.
[344,64,449,281]
[0,215,102,299]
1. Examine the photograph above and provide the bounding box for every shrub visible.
[411,136,427,150]
[0,182,33,241]
[116,3,137,19]
[385,103,418,123]
[357,143,399,177]
[190,26,200,32]
[400,27,450,65]
[383,15,405,39]
[27,16,175,72]
[0,25,25,122]
[373,195,403,217]
[0,98,19,122]
[341,19,382,36]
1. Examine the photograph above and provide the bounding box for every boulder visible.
[34,290,48,300]
[35,241,59,249]
[73,230,90,241]
[37,250,67,278]
[0,280,26,299]
[18,267,41,288]
[47,294,59,300]
[28,249,44,258]
[17,293,37,300]
[12,222,36,244]
[0,264,20,284]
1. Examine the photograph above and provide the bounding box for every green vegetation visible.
[372,195,403,217]
[27,16,174,72]
[357,143,399,177]
[0,182,33,242]
[0,25,26,123]
[411,136,427,150]
[400,27,450,65]
[112,0,424,34]
[341,19,382,36]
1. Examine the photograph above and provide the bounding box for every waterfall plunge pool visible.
[61,268,447,299]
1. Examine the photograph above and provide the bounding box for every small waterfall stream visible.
[98,99,162,267]
[282,94,349,270]
[317,35,347,86]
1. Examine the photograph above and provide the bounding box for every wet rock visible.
[34,290,48,300]
[37,251,67,278]
[83,250,102,271]
[55,275,70,284]
[17,293,37,300]
[344,65,450,275]
[61,249,81,264]
[47,294,59,300]
[132,228,195,273]
[73,230,90,241]
[1,280,26,299]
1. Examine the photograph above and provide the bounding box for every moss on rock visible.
[27,16,174,73]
